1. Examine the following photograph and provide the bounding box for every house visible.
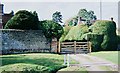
[2,11,14,28]
[0,3,14,29]
[0,4,3,28]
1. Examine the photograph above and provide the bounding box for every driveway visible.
[69,54,118,71]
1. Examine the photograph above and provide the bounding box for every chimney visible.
[77,16,81,25]
[111,17,113,21]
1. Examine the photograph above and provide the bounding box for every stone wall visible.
[0,29,50,54]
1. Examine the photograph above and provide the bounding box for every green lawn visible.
[59,66,87,72]
[0,53,67,73]
[1,51,118,72]
[90,51,119,64]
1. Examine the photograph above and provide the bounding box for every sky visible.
[1,0,119,28]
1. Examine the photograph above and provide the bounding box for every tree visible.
[4,10,39,30]
[40,20,64,52]
[77,9,97,26]
[52,11,63,23]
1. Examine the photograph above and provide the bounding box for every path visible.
[69,54,118,71]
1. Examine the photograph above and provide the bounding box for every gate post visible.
[74,41,76,54]
[67,54,70,67]
[89,42,91,53]
[58,41,61,53]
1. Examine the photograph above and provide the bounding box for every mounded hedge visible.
[64,24,89,41]
[61,20,117,51]
[4,10,39,30]
[117,35,120,44]
[89,20,117,51]
[86,33,104,51]
[59,26,72,42]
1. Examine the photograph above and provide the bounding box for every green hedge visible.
[4,10,39,30]
[89,20,117,51]
[117,35,120,44]
[60,20,117,51]
[64,24,89,41]
[87,33,104,51]
[59,26,72,42]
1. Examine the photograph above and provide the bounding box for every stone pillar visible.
[77,16,82,25]
[0,4,3,29]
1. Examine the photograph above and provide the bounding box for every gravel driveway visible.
[69,54,119,71]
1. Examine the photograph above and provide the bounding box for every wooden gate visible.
[58,41,91,54]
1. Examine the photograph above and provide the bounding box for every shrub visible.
[87,33,104,51]
[117,35,120,44]
[89,20,117,51]
[4,10,39,30]
[64,24,89,41]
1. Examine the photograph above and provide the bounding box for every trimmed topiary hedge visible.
[60,20,117,51]
[117,35,120,44]
[4,10,39,30]
[89,20,117,51]
[64,24,89,41]
[87,33,104,51]
[59,26,72,42]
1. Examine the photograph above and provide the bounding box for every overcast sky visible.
[1,0,119,27]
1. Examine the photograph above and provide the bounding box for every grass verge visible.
[0,53,66,73]
[90,51,119,64]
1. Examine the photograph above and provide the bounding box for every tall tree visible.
[77,9,97,26]
[40,20,64,52]
[52,11,63,23]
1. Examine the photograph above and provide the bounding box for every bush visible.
[89,20,117,51]
[117,35,120,44]
[64,24,89,41]
[87,33,104,51]
[4,10,39,30]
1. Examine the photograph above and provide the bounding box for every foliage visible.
[62,20,117,51]
[87,33,104,51]
[89,20,117,51]
[68,17,78,26]
[64,24,89,41]
[65,16,78,26]
[39,20,64,52]
[52,11,63,23]
[68,20,73,26]
[117,35,120,44]
[40,20,64,41]
[4,10,39,30]
[77,9,97,26]
[59,26,73,42]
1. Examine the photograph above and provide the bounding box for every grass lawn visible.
[90,51,119,64]
[58,66,87,72]
[0,53,67,73]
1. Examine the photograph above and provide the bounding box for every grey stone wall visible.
[0,29,50,52]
